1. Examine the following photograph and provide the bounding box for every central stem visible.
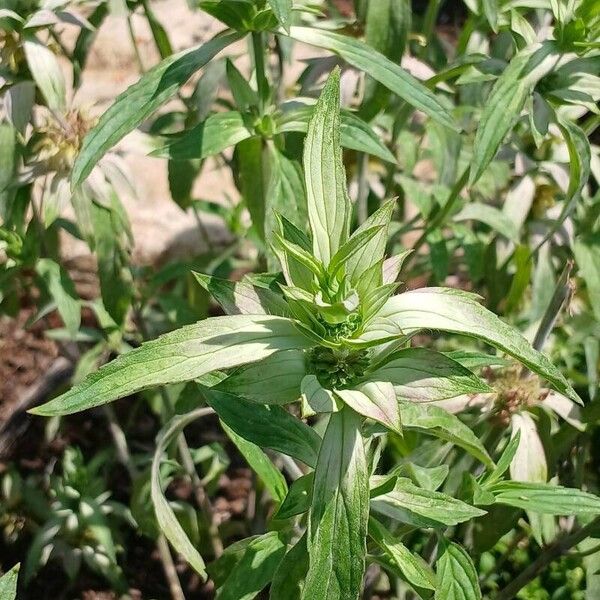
[251,31,269,115]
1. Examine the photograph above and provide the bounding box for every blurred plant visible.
[1,447,132,592]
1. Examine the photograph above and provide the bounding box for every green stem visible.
[103,405,185,600]
[251,31,269,114]
[402,166,469,273]
[126,14,145,73]
[531,260,573,352]
[135,307,223,558]
[420,0,443,58]
[495,517,600,600]
[356,153,369,225]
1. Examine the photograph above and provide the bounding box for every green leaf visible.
[72,30,243,186]
[366,348,491,401]
[547,114,592,243]
[303,67,351,266]
[328,225,384,277]
[217,531,286,600]
[0,122,17,222]
[399,402,494,469]
[221,422,287,504]
[276,106,396,163]
[0,564,20,600]
[574,235,600,322]
[303,408,369,600]
[274,473,313,520]
[371,479,486,528]
[265,148,307,253]
[267,0,292,31]
[489,482,600,515]
[193,272,290,316]
[370,287,580,403]
[269,534,309,600]
[481,430,521,488]
[152,407,213,579]
[336,382,401,434]
[205,389,321,468]
[91,199,133,326]
[236,136,270,239]
[217,349,306,405]
[287,27,457,130]
[435,540,481,600]
[301,375,338,416]
[346,200,395,287]
[23,36,66,112]
[454,203,520,242]
[31,315,313,416]
[35,259,81,338]
[226,59,259,110]
[273,233,325,280]
[369,517,436,591]
[470,41,560,184]
[152,112,254,160]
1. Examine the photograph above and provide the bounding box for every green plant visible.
[8,447,132,591]
[31,69,600,599]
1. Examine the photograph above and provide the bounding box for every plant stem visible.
[495,516,600,600]
[159,386,224,558]
[134,308,223,557]
[531,260,573,352]
[356,153,369,225]
[251,31,269,115]
[126,14,145,73]
[419,0,443,58]
[103,405,185,600]
[402,166,469,273]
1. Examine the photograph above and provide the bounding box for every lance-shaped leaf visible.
[303,67,351,266]
[345,200,395,286]
[205,389,321,468]
[193,272,290,317]
[435,541,481,600]
[488,482,600,515]
[35,258,81,338]
[371,479,486,528]
[275,473,313,520]
[510,412,547,483]
[270,534,309,599]
[151,407,213,579]
[217,349,306,405]
[481,431,521,488]
[222,422,287,504]
[369,517,436,591]
[216,532,286,600]
[31,315,313,416]
[23,36,66,112]
[152,111,254,160]
[303,408,369,600]
[328,225,384,277]
[366,348,491,402]
[370,288,580,403]
[268,0,292,31]
[0,564,19,600]
[276,106,395,163]
[400,402,494,469]
[72,30,243,186]
[336,382,401,435]
[287,27,456,130]
[540,114,592,247]
[301,375,338,416]
[470,41,560,184]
